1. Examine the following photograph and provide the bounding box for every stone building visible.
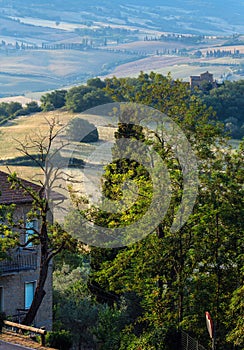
[190,71,217,89]
[0,171,52,330]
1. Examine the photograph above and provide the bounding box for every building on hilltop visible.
[190,71,218,89]
[0,170,52,330]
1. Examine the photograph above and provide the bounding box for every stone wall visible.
[0,203,53,330]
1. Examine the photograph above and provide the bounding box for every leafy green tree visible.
[91,145,243,349]
[226,283,244,348]
[6,102,23,116]
[93,302,130,350]
[53,274,98,349]
[65,84,112,113]
[200,80,244,139]
[13,101,41,117]
[53,252,133,350]
[0,101,23,117]
[87,77,106,89]
[46,330,72,350]
[0,103,9,117]
[25,101,41,114]
[180,143,244,349]
[40,90,67,111]
[83,73,243,350]
[0,204,18,260]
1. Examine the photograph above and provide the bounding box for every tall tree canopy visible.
[199,80,244,139]
[77,72,244,350]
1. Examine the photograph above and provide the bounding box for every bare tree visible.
[7,118,76,326]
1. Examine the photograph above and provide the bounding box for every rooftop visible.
[0,170,64,205]
[0,171,41,205]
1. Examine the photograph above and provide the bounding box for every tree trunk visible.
[156,223,164,239]
[22,261,49,325]
[22,219,50,326]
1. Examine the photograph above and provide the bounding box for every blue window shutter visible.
[25,282,35,309]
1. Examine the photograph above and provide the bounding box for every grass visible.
[0,109,116,181]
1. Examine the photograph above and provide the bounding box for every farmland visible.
[0,109,115,182]
[1,39,243,98]
[0,0,243,99]
[0,3,243,350]
[105,54,243,81]
[0,49,139,97]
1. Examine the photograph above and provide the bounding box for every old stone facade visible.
[190,71,218,89]
[0,258,53,329]
[0,171,53,330]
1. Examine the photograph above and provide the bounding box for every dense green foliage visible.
[1,73,243,349]
[226,283,244,347]
[0,101,41,125]
[51,73,244,350]
[46,330,72,350]
[65,84,112,113]
[40,90,67,111]
[0,101,22,116]
[199,80,244,139]
[24,101,41,114]
[0,203,18,259]
[1,78,243,143]
[0,101,23,125]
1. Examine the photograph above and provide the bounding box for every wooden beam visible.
[4,320,46,335]
[3,320,46,346]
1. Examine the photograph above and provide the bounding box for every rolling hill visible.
[0,0,243,98]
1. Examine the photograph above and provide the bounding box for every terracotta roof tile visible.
[0,170,42,205]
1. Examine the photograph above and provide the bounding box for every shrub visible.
[40,90,67,111]
[46,330,72,350]
[87,77,106,89]
[25,101,41,114]
[65,84,112,113]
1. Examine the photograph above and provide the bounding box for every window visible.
[0,287,4,312]
[25,220,38,248]
[25,281,36,309]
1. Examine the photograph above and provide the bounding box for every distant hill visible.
[0,0,243,97]
[1,0,243,34]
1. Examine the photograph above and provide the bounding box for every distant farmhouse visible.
[0,171,52,330]
[190,71,218,89]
